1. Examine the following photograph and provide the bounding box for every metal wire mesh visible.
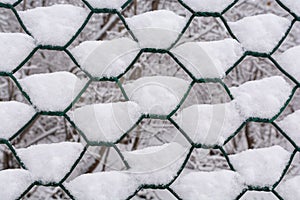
[0,0,299,199]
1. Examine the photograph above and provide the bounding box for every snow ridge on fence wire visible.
[0,0,300,199]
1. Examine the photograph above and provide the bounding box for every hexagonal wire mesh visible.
[0,0,300,199]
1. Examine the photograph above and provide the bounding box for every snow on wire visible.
[0,0,300,199]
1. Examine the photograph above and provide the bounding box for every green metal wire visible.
[1,0,300,199]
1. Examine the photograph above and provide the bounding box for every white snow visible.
[229,145,290,187]
[240,191,277,200]
[230,76,292,119]
[147,190,177,200]
[16,142,84,183]
[229,14,290,53]
[181,0,235,13]
[279,0,300,16]
[65,171,139,200]
[18,71,87,112]
[174,102,245,146]
[172,170,245,200]
[71,101,141,143]
[275,45,300,82]
[0,101,36,140]
[0,169,33,200]
[123,142,190,185]
[171,39,243,79]
[277,110,300,146]
[19,5,88,46]
[85,0,127,9]
[126,10,187,49]
[169,132,194,148]
[277,175,300,200]
[71,38,140,78]
[123,76,190,115]
[0,33,36,72]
